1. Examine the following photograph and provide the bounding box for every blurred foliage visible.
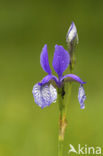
[0,0,103,156]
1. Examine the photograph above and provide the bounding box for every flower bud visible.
[66,22,79,71]
[66,22,79,49]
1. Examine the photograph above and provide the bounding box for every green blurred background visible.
[0,0,103,156]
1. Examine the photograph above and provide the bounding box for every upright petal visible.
[40,44,52,74]
[61,74,86,84]
[32,83,57,108]
[78,84,86,109]
[52,45,70,78]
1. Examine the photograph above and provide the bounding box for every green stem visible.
[65,82,72,117]
[58,139,63,156]
[58,88,67,156]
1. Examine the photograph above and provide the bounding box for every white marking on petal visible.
[32,83,57,108]
[32,84,43,107]
[78,84,86,109]
[50,84,57,103]
[42,85,51,106]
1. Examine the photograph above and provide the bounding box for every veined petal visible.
[32,83,57,108]
[52,45,70,78]
[61,74,86,84]
[38,75,59,87]
[78,84,86,109]
[40,44,51,74]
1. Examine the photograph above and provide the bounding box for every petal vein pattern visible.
[32,83,57,108]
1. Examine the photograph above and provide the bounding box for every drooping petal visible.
[38,75,59,87]
[61,74,86,84]
[52,45,70,78]
[40,44,52,74]
[32,83,57,108]
[78,84,86,109]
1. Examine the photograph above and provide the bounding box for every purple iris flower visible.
[32,44,86,109]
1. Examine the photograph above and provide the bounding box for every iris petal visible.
[78,84,86,109]
[61,74,86,84]
[40,44,51,74]
[32,83,57,108]
[52,45,70,78]
[38,75,59,87]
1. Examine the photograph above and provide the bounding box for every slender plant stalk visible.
[58,112,67,156]
[58,88,67,156]
[64,44,75,116]
[58,138,63,156]
[65,82,72,117]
